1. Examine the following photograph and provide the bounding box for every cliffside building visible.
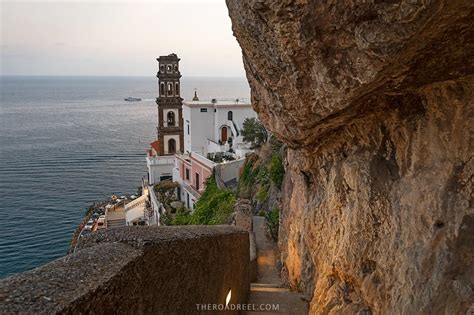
[182,95,257,157]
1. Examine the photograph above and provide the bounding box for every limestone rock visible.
[227,0,474,313]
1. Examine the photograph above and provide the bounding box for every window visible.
[167,83,173,96]
[185,168,190,180]
[160,83,165,96]
[195,173,200,190]
[174,64,178,72]
[167,111,175,126]
[175,82,180,96]
[221,127,228,142]
[200,108,207,112]
[160,65,164,73]
[227,111,233,120]
[187,123,190,135]
[168,138,176,154]
[167,65,172,72]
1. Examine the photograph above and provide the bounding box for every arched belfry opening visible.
[168,138,176,154]
[167,111,175,126]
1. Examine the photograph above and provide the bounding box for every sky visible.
[0,0,246,76]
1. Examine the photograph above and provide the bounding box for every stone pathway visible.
[245,216,308,314]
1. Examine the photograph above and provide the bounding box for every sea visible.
[0,75,250,278]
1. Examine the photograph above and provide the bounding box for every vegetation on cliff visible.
[161,176,236,225]
[154,180,180,212]
[241,117,269,148]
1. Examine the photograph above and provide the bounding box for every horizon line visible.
[0,74,248,79]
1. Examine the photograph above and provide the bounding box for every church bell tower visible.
[156,53,184,155]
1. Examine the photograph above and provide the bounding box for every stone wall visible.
[0,226,250,314]
[227,0,473,313]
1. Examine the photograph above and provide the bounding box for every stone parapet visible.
[0,226,250,314]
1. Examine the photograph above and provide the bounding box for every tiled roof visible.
[150,140,160,152]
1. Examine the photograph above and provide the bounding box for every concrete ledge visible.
[0,225,250,314]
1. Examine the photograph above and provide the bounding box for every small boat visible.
[124,97,142,102]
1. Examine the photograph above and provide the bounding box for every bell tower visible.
[156,53,184,155]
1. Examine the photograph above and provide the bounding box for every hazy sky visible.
[0,0,246,76]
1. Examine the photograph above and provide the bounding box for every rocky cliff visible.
[226,1,473,313]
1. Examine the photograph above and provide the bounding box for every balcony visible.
[181,180,201,199]
[146,156,175,166]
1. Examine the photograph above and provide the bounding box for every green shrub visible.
[256,184,269,203]
[172,207,191,225]
[269,153,284,189]
[241,117,269,148]
[240,159,255,185]
[160,211,173,226]
[258,210,265,217]
[189,176,236,225]
[154,180,179,211]
[265,207,279,241]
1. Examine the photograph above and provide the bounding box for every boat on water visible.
[124,97,142,102]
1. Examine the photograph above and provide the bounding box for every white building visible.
[125,179,161,226]
[183,95,257,157]
[146,140,175,185]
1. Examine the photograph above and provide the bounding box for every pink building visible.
[174,152,215,209]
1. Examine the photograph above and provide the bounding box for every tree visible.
[154,180,179,211]
[241,117,269,148]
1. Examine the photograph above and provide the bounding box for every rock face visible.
[227,1,473,313]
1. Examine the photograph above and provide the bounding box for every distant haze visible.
[0,0,245,77]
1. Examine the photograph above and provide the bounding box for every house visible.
[182,94,257,158]
[173,152,215,210]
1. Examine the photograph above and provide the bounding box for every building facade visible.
[182,96,257,157]
[173,152,215,210]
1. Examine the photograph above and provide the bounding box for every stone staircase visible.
[246,216,308,314]
[106,207,126,229]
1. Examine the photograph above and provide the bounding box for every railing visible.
[146,156,175,166]
[124,194,147,212]
[190,151,216,169]
[148,186,162,225]
[228,119,240,137]
[181,180,201,199]
[207,139,229,154]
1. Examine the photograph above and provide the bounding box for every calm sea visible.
[0,76,250,278]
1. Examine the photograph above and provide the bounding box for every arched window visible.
[167,64,172,72]
[167,83,173,96]
[174,64,178,72]
[167,111,175,126]
[160,65,164,73]
[227,111,233,121]
[168,138,176,154]
[175,82,180,96]
[160,83,165,96]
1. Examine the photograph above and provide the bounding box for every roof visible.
[150,140,160,152]
[183,99,252,107]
